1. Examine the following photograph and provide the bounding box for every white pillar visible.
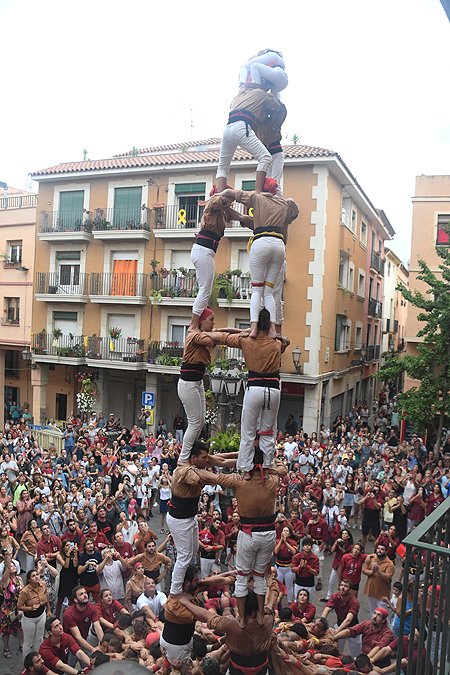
[31,365,48,425]
[302,384,321,436]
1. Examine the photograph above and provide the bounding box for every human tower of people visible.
[0,48,445,675]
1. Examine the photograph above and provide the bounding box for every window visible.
[338,252,349,287]
[351,209,357,233]
[436,214,450,245]
[175,183,206,229]
[373,324,379,345]
[5,350,19,378]
[357,269,366,297]
[241,180,256,191]
[236,320,251,330]
[171,250,194,269]
[53,311,78,336]
[360,221,367,246]
[168,317,190,344]
[7,240,22,263]
[55,251,81,293]
[238,249,250,274]
[3,298,20,324]
[355,323,363,351]
[107,314,136,337]
[348,263,355,293]
[335,314,350,351]
[113,186,142,228]
[341,196,351,226]
[387,262,391,276]
[58,190,84,231]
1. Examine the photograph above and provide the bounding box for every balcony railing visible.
[35,272,89,295]
[39,210,92,233]
[0,194,37,209]
[365,344,381,361]
[152,202,248,230]
[31,333,146,362]
[3,259,22,268]
[90,272,148,297]
[148,340,184,365]
[370,250,385,275]
[368,297,383,318]
[32,333,85,357]
[151,271,198,299]
[91,207,150,231]
[396,497,450,675]
[1,317,20,326]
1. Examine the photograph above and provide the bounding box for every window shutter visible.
[56,251,81,260]
[174,183,206,195]
[59,191,84,212]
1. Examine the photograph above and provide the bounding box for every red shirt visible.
[305,517,329,542]
[275,539,297,565]
[79,531,110,551]
[291,551,319,586]
[39,632,80,668]
[426,494,443,516]
[287,517,305,540]
[113,541,134,559]
[340,552,366,585]
[348,619,394,653]
[289,601,316,622]
[326,592,360,626]
[95,599,124,626]
[37,534,62,559]
[332,541,353,570]
[63,602,100,640]
[224,521,240,543]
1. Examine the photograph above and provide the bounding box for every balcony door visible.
[59,190,84,231]
[113,187,142,229]
[59,262,80,294]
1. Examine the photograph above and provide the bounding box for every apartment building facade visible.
[382,247,408,355]
[0,186,37,425]
[30,140,393,433]
[405,174,450,393]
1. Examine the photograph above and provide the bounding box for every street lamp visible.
[360,346,367,364]
[208,366,245,427]
[292,346,302,373]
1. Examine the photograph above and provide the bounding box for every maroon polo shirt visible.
[36,534,62,559]
[340,552,366,585]
[62,602,100,640]
[95,599,124,626]
[326,592,360,626]
[348,619,394,653]
[305,517,329,542]
[39,632,80,668]
[113,541,134,559]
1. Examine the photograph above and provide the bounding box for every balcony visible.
[152,203,251,239]
[150,270,198,306]
[383,318,399,334]
[1,194,37,209]
[1,317,20,326]
[216,274,252,308]
[38,210,93,242]
[35,273,89,303]
[91,208,151,241]
[31,333,86,364]
[365,344,381,362]
[89,273,148,304]
[370,250,385,275]
[368,297,383,318]
[31,333,146,368]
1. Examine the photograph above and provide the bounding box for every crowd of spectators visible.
[0,396,449,675]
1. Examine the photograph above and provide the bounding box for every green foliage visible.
[208,428,241,453]
[376,239,450,449]
[211,275,234,304]
[155,354,182,366]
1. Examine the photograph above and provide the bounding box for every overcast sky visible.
[1,0,449,263]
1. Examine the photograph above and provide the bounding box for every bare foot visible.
[256,611,264,625]
[268,328,277,338]
[248,329,258,339]
[237,615,247,628]
[242,471,252,481]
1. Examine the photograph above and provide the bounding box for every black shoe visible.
[319,597,328,602]
[149,512,153,517]
[315,581,322,591]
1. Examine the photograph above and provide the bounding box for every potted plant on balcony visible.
[108,326,122,352]
[51,327,62,348]
[211,274,233,304]
[150,259,160,278]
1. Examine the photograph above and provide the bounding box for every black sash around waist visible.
[252,225,285,243]
[228,109,256,133]
[230,651,268,675]
[194,228,222,252]
[168,494,199,519]
[163,618,195,645]
[247,370,280,389]
[180,362,206,381]
[144,569,160,581]
[23,605,46,618]
[240,514,276,525]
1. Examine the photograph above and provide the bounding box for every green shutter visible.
[53,311,78,320]
[241,180,256,191]
[113,187,142,227]
[56,251,81,260]
[59,190,84,212]
[174,183,206,195]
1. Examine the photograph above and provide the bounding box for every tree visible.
[376,238,450,456]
